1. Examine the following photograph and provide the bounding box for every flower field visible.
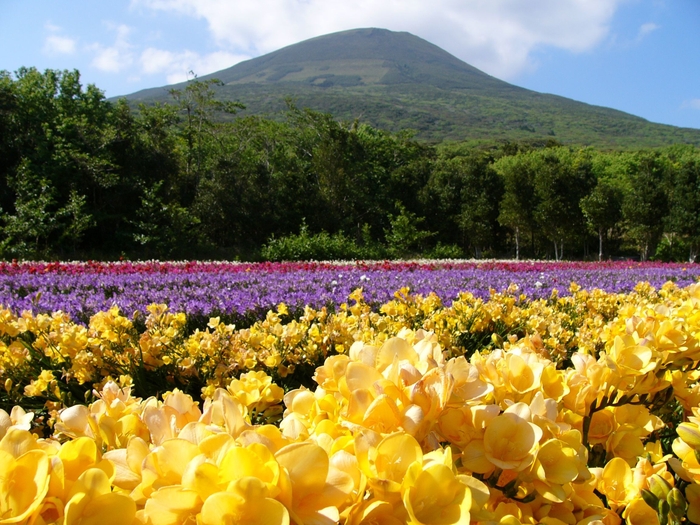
[2,260,700,525]
[2,260,699,325]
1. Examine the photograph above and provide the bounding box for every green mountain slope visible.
[122,28,700,147]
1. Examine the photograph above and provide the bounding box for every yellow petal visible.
[275,442,328,500]
[181,458,220,501]
[199,489,289,525]
[66,492,137,525]
[59,437,99,483]
[0,428,39,458]
[142,487,202,525]
[0,449,50,523]
[68,468,111,501]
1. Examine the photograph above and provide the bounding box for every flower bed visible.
[1,277,700,524]
[1,260,698,326]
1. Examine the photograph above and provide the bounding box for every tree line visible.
[1,68,699,262]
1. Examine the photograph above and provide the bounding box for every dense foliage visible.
[3,277,700,524]
[2,68,700,263]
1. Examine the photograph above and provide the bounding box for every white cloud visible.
[140,48,249,83]
[687,99,700,110]
[43,34,77,55]
[637,22,659,40]
[90,24,135,73]
[132,0,625,80]
[42,23,77,55]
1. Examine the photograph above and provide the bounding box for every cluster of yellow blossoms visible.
[1,280,700,524]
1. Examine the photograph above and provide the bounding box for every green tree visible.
[619,151,670,261]
[0,68,111,257]
[168,75,245,206]
[580,178,624,261]
[384,202,434,258]
[494,152,537,260]
[531,148,595,261]
[425,152,502,258]
[663,146,700,262]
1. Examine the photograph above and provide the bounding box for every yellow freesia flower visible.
[0,446,50,523]
[356,431,423,500]
[103,436,151,494]
[199,478,290,525]
[483,403,543,472]
[275,441,353,524]
[227,371,284,415]
[403,462,472,525]
[216,442,281,498]
[0,406,34,440]
[621,497,659,525]
[686,483,700,524]
[529,438,582,502]
[344,498,406,525]
[140,486,202,525]
[597,457,637,508]
[63,467,136,525]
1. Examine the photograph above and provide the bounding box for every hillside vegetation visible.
[2,68,700,262]
[123,28,700,148]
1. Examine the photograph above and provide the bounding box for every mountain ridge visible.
[120,28,700,148]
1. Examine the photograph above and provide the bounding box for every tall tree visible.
[619,151,670,261]
[494,152,538,260]
[424,152,502,257]
[580,178,624,261]
[664,146,700,262]
[531,148,595,261]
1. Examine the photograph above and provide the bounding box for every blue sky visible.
[2,0,699,130]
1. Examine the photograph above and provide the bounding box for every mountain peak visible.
[122,28,700,147]
[202,27,506,91]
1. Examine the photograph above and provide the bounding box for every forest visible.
[1,67,699,262]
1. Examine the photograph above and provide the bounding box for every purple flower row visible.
[1,262,698,324]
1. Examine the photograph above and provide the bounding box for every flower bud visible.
[649,474,673,500]
[641,489,659,509]
[658,499,671,525]
[667,488,687,518]
[678,422,700,448]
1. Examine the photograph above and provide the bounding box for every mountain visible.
[121,28,700,148]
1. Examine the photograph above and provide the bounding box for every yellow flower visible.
[606,428,645,465]
[227,371,284,414]
[0,445,50,523]
[137,438,201,500]
[0,406,34,439]
[530,438,582,502]
[686,483,700,524]
[483,403,543,472]
[23,369,56,397]
[402,463,472,525]
[199,478,289,525]
[215,443,281,498]
[621,497,659,525]
[276,441,353,524]
[588,408,616,445]
[103,436,150,493]
[63,468,136,525]
[344,498,406,525]
[605,333,658,387]
[356,431,423,500]
[141,486,202,525]
[597,457,637,508]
